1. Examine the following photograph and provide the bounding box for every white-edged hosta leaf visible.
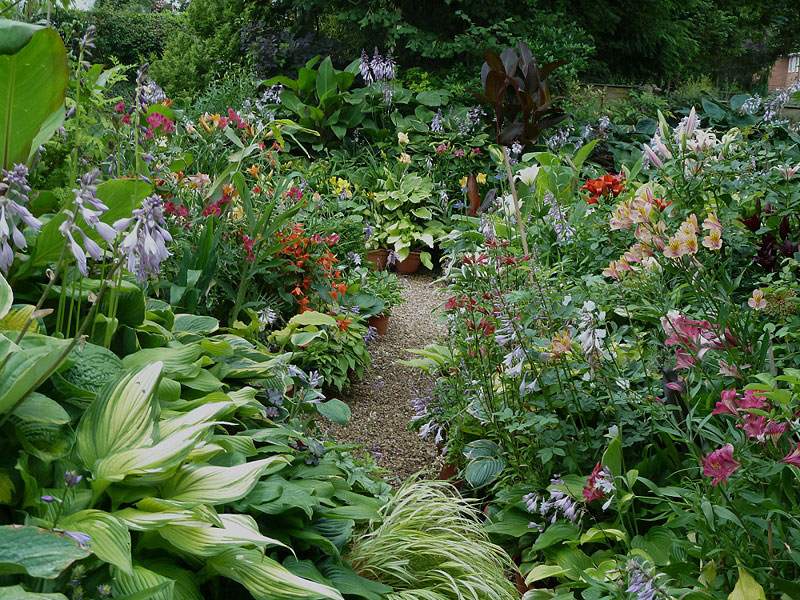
[59,510,132,575]
[112,508,196,531]
[0,272,11,319]
[207,547,343,600]
[158,456,290,507]
[158,401,233,438]
[93,422,215,482]
[111,565,174,600]
[121,344,203,379]
[76,362,163,470]
[0,304,44,333]
[138,559,203,600]
[156,513,285,557]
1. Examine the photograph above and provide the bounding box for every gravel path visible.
[319,272,449,486]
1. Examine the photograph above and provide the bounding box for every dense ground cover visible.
[1,8,800,600]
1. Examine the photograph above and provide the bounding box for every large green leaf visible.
[156,513,285,557]
[0,525,89,578]
[138,559,203,600]
[208,547,343,600]
[76,362,163,470]
[316,398,351,426]
[157,456,289,507]
[0,333,71,414]
[112,565,174,600]
[11,393,74,461]
[0,21,68,170]
[59,510,132,575]
[0,586,67,600]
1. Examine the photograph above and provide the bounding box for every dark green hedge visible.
[52,8,183,67]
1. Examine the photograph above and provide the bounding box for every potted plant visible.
[342,268,406,335]
[384,216,442,273]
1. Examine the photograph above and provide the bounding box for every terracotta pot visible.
[367,313,389,335]
[365,248,389,271]
[396,251,421,274]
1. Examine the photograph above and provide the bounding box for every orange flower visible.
[336,316,352,331]
[246,165,259,177]
[581,173,625,203]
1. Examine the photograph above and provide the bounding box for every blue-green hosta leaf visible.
[0,525,89,578]
[157,456,290,507]
[156,513,286,557]
[76,362,163,470]
[59,510,132,575]
[173,314,219,335]
[93,422,215,483]
[0,333,71,414]
[208,547,343,600]
[111,565,173,600]
[464,456,505,489]
[177,368,224,392]
[11,393,74,462]
[0,585,68,600]
[316,398,350,426]
[0,273,14,319]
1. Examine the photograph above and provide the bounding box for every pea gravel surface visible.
[318,272,449,486]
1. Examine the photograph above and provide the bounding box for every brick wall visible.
[769,56,800,91]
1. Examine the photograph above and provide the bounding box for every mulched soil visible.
[317,272,449,486]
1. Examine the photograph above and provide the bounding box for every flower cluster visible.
[145,112,175,138]
[582,461,615,509]
[0,164,42,272]
[523,475,585,531]
[581,173,625,204]
[660,309,734,371]
[113,194,172,282]
[359,47,395,84]
[624,558,670,600]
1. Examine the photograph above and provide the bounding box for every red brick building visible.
[768,54,800,90]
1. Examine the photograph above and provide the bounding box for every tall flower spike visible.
[0,164,42,272]
[113,194,172,282]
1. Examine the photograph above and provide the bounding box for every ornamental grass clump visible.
[348,480,518,600]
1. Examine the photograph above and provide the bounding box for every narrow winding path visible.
[319,273,449,486]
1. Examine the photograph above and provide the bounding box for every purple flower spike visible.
[64,470,83,488]
[113,194,172,282]
[0,164,42,272]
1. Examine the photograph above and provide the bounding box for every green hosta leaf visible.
[158,456,290,506]
[12,393,74,462]
[532,522,580,552]
[0,273,13,319]
[111,565,174,600]
[525,564,568,585]
[177,368,224,392]
[173,314,219,335]
[0,525,89,578]
[410,207,432,220]
[159,401,233,437]
[121,344,203,379]
[113,508,196,531]
[0,586,68,600]
[0,333,71,414]
[728,568,767,600]
[316,398,351,425]
[464,456,505,488]
[0,304,39,332]
[288,311,338,328]
[59,510,132,575]
[156,513,285,557]
[208,547,344,600]
[76,362,162,470]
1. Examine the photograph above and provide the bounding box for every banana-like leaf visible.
[0,21,68,170]
[208,547,343,600]
[157,456,289,507]
[0,525,89,578]
[59,510,132,575]
[156,513,285,557]
[76,362,163,471]
[0,273,11,319]
[111,565,174,600]
[0,333,71,414]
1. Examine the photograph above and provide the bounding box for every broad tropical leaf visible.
[0,20,68,170]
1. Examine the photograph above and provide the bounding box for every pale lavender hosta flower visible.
[113,194,172,282]
[625,558,670,600]
[64,530,91,550]
[431,109,444,133]
[0,164,42,272]
[363,325,378,344]
[525,475,585,531]
[359,49,374,84]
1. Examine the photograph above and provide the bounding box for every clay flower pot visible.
[396,251,421,274]
[365,248,389,271]
[367,312,389,335]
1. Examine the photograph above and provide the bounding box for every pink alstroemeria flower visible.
[703,443,741,486]
[748,289,766,310]
[781,442,800,467]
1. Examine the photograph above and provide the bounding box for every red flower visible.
[121,114,131,125]
[241,233,255,261]
[581,173,625,203]
[113,101,125,112]
[702,444,741,486]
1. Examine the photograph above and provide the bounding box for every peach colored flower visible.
[748,289,766,310]
[702,228,723,250]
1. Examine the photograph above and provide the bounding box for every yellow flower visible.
[476,173,487,184]
[459,176,468,188]
[398,152,411,164]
